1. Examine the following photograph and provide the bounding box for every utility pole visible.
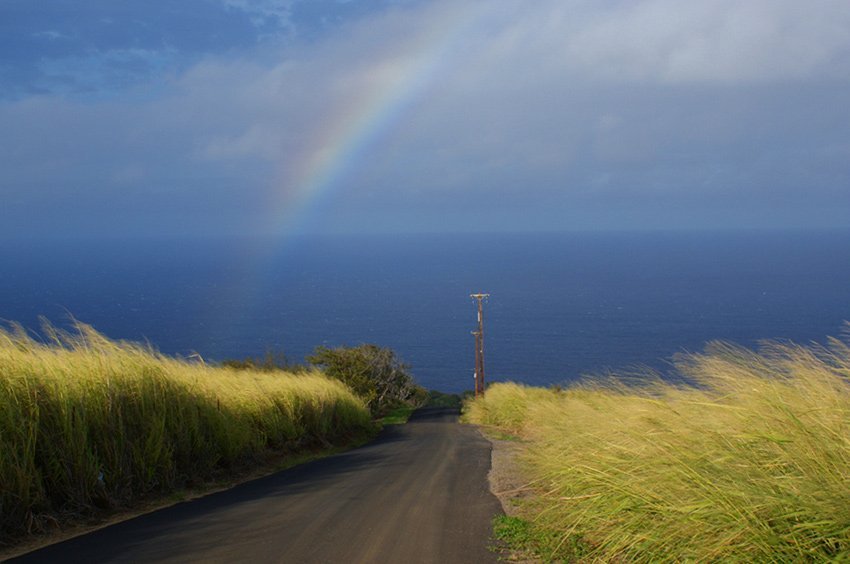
[471,329,481,396]
[470,293,489,396]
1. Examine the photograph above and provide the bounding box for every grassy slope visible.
[466,338,850,562]
[0,322,374,543]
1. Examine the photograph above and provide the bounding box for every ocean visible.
[2,230,849,392]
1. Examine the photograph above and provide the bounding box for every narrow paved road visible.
[12,407,502,563]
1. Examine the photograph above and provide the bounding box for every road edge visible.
[0,431,379,562]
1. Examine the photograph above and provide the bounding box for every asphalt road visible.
[11,407,502,564]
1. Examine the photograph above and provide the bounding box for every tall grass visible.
[467,337,850,561]
[0,321,373,541]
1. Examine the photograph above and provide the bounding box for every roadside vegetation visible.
[307,344,426,416]
[379,405,417,425]
[425,390,464,409]
[220,350,308,373]
[467,337,850,562]
[225,344,432,422]
[0,321,373,543]
[372,390,465,426]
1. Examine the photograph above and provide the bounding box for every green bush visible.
[307,344,424,415]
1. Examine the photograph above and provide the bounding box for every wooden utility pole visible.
[470,293,489,396]
[471,329,481,396]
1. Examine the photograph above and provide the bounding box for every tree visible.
[307,344,422,415]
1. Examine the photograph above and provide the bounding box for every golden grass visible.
[466,338,850,561]
[0,321,372,541]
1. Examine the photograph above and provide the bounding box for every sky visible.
[2,0,850,238]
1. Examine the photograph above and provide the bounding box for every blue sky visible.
[2,0,849,237]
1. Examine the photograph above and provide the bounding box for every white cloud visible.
[32,30,69,40]
[557,0,850,82]
[221,0,294,28]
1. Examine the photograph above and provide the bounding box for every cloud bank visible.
[1,0,849,236]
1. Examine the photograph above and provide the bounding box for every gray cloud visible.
[1,0,849,236]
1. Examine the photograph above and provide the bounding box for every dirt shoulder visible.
[481,431,543,563]
[487,436,532,516]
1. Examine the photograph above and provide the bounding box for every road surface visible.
[11,407,502,563]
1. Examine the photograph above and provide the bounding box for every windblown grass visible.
[467,337,850,562]
[0,321,373,542]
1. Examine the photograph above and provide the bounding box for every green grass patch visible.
[492,515,536,549]
[468,337,850,561]
[378,405,416,425]
[492,515,585,562]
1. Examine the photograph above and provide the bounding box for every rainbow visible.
[213,5,481,330]
[263,4,480,244]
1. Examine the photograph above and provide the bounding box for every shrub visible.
[221,350,308,373]
[307,344,424,415]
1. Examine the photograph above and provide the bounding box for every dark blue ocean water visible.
[2,231,849,392]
